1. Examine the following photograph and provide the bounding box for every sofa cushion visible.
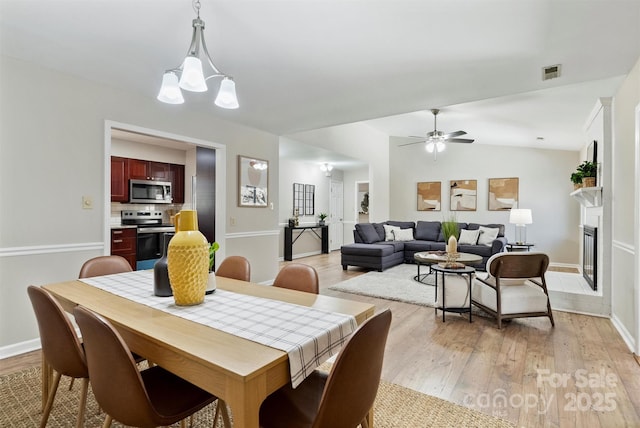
[415,221,441,241]
[458,244,493,257]
[392,228,414,241]
[379,241,406,252]
[355,223,382,244]
[468,223,505,237]
[477,226,500,246]
[373,223,386,241]
[458,229,480,245]
[340,243,396,257]
[386,221,416,230]
[383,224,401,241]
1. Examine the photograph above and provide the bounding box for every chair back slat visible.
[488,253,549,279]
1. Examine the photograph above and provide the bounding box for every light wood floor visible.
[3,251,639,427]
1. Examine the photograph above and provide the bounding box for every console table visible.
[284,225,329,261]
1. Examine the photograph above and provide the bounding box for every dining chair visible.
[259,309,392,428]
[471,252,555,329]
[216,255,251,281]
[78,255,132,278]
[273,263,319,294]
[27,286,89,428]
[73,305,230,428]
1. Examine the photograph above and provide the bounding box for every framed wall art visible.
[293,183,304,215]
[450,179,477,211]
[417,181,441,211]
[238,155,269,207]
[488,177,519,211]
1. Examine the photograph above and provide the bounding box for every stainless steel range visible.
[121,210,175,270]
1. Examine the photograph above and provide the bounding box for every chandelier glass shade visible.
[157,1,238,109]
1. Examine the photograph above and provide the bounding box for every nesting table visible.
[432,264,475,323]
[413,251,482,284]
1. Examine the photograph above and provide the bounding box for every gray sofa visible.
[340,220,507,272]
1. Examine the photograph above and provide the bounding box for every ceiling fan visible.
[400,109,474,159]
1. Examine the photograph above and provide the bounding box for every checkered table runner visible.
[79,270,357,387]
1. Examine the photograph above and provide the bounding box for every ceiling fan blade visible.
[408,135,425,139]
[442,130,466,139]
[447,138,475,144]
[399,140,426,147]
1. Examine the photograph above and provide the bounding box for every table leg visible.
[441,273,446,322]
[468,273,473,323]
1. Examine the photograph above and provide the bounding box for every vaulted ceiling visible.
[2,0,639,152]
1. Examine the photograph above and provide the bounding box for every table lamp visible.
[509,208,532,245]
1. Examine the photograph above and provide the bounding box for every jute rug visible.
[0,366,514,427]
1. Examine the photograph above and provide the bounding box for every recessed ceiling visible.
[1,0,638,151]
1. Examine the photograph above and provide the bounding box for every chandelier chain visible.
[193,0,201,17]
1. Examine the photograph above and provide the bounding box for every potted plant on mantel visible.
[577,161,597,188]
[570,171,583,190]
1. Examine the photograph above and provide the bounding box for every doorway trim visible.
[104,120,227,263]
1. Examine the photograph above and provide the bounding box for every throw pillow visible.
[383,224,401,241]
[477,226,500,246]
[458,229,480,245]
[392,228,414,242]
[355,223,382,244]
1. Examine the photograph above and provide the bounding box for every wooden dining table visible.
[42,275,375,428]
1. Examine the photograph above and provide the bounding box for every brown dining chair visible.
[78,255,132,278]
[73,305,230,428]
[216,255,251,281]
[27,286,89,428]
[259,309,392,428]
[273,263,319,294]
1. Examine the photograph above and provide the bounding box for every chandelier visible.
[157,0,239,109]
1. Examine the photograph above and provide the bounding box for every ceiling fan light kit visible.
[157,0,239,109]
[400,108,474,160]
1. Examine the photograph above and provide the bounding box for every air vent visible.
[542,64,561,81]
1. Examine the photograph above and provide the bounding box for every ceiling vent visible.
[542,64,562,81]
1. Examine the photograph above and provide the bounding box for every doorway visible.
[329,180,344,251]
[356,181,369,223]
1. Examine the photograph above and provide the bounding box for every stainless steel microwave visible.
[129,179,172,204]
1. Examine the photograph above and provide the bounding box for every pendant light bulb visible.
[179,56,208,92]
[157,71,185,104]
[214,77,239,109]
[426,142,435,153]
[436,141,446,152]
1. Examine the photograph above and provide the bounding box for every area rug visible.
[0,366,514,427]
[329,264,440,307]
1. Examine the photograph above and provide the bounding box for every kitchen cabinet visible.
[111,157,129,202]
[129,159,170,181]
[169,163,185,204]
[110,156,185,203]
[111,228,136,270]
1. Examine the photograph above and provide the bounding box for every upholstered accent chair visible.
[472,252,554,329]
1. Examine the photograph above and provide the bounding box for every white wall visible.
[0,56,280,352]
[611,56,640,352]
[389,138,581,265]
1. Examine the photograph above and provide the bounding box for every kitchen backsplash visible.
[110,203,184,226]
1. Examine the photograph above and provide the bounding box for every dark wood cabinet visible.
[111,228,137,270]
[110,157,129,202]
[169,163,185,204]
[111,156,185,203]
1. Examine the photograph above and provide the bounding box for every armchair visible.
[472,252,554,329]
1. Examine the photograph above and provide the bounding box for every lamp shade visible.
[157,72,185,104]
[509,208,532,225]
[179,56,208,92]
[214,77,239,109]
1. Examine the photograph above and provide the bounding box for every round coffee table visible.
[413,251,482,284]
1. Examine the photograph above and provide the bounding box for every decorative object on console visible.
[417,181,441,211]
[167,210,209,306]
[238,156,268,207]
[318,212,328,226]
[157,0,239,108]
[450,180,477,211]
[509,208,532,245]
[488,177,519,211]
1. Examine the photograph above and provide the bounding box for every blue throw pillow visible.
[355,223,382,244]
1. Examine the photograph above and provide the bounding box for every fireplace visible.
[583,226,597,291]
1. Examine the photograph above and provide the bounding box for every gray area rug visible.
[329,264,440,307]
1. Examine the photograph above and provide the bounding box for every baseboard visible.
[0,339,41,360]
[610,314,636,354]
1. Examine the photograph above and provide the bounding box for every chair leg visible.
[75,378,89,428]
[68,377,75,391]
[40,371,62,428]
[102,415,113,428]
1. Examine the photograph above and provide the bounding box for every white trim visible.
[226,229,280,239]
[0,242,104,257]
[611,313,636,354]
[634,102,640,356]
[612,239,635,254]
[0,339,41,360]
[284,250,322,260]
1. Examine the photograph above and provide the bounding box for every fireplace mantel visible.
[570,186,602,207]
